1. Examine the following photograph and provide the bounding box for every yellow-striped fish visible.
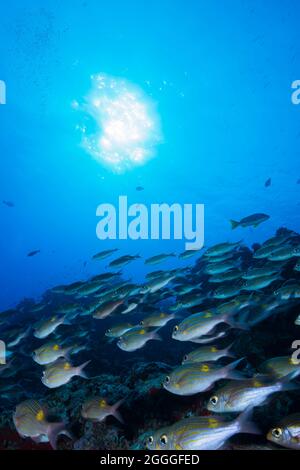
[163,359,243,396]
[81,397,124,423]
[146,408,258,450]
[13,399,69,449]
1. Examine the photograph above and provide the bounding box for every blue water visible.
[0,0,300,310]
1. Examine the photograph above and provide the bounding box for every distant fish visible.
[92,248,118,260]
[265,178,272,187]
[2,200,14,207]
[145,253,176,265]
[27,250,40,257]
[230,213,270,230]
[297,179,300,184]
[136,186,144,191]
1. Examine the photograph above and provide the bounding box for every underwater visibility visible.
[1,0,300,454]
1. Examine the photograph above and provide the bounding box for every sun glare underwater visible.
[75,74,162,173]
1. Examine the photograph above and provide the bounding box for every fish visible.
[258,356,300,379]
[274,283,300,300]
[253,244,280,259]
[230,213,270,230]
[34,316,68,339]
[2,200,14,207]
[109,254,140,268]
[172,310,243,343]
[117,326,161,352]
[92,300,124,319]
[105,323,134,338]
[163,359,244,396]
[267,413,300,450]
[141,274,176,294]
[267,245,300,261]
[41,359,91,388]
[265,178,271,187]
[242,274,281,291]
[27,250,41,257]
[178,250,200,260]
[213,284,241,299]
[92,248,118,260]
[33,342,74,365]
[13,400,69,449]
[209,269,241,283]
[145,253,176,265]
[204,259,240,275]
[182,343,235,364]
[140,312,176,328]
[242,265,282,280]
[204,241,241,258]
[207,373,299,413]
[7,327,31,348]
[145,408,258,450]
[136,186,144,191]
[81,397,124,423]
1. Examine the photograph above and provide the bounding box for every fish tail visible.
[223,341,236,358]
[230,219,239,230]
[152,329,163,341]
[111,399,125,423]
[47,422,71,450]
[223,357,245,380]
[278,370,300,391]
[236,407,261,435]
[77,360,91,379]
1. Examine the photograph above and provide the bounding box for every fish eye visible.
[164,375,170,384]
[183,355,188,362]
[173,325,179,333]
[107,329,111,333]
[147,436,154,445]
[140,321,144,325]
[209,395,218,406]
[160,434,168,446]
[272,428,283,439]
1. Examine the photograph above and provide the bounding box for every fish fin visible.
[230,220,239,230]
[77,360,91,379]
[111,399,125,423]
[237,407,261,435]
[47,422,70,450]
[223,342,236,359]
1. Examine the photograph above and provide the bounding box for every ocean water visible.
[0,0,300,452]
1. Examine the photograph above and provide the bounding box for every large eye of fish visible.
[164,375,170,384]
[183,354,188,362]
[272,427,283,439]
[147,436,154,446]
[209,395,218,406]
[160,434,168,446]
[140,321,144,325]
[173,325,179,334]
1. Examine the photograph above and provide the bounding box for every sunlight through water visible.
[76,74,162,172]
